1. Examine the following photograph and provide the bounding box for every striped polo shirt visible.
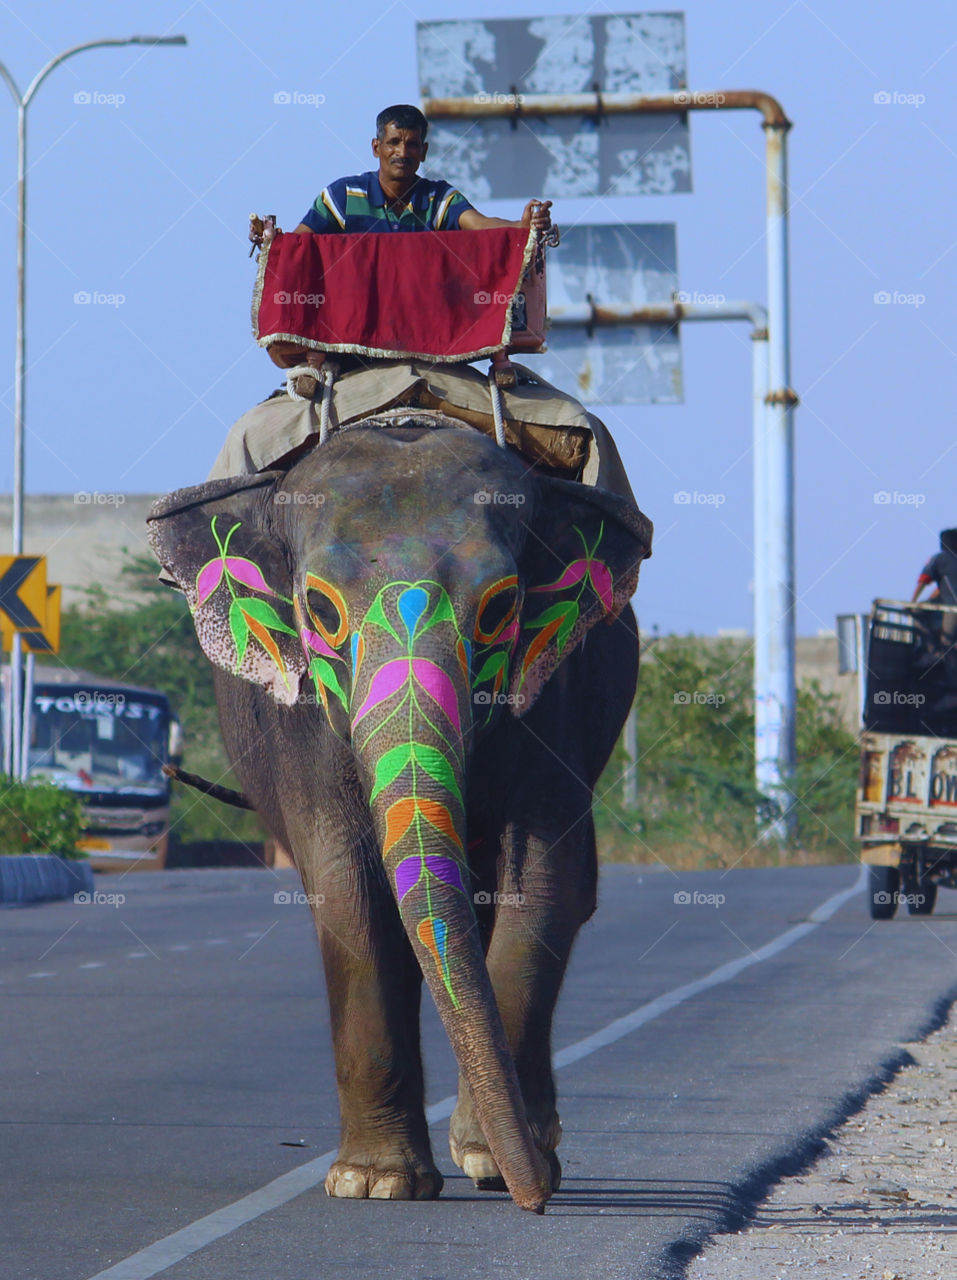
[300,170,473,234]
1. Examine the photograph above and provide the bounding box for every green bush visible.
[0,775,85,857]
[596,637,860,866]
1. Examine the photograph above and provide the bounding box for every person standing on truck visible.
[912,529,957,604]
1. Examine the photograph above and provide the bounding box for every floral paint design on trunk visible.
[350,581,473,1008]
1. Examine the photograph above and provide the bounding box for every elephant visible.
[148,409,652,1213]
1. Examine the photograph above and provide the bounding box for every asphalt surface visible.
[2,863,956,1280]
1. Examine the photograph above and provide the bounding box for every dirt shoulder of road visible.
[688,1007,957,1280]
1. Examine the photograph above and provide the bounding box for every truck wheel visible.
[869,866,899,920]
[907,878,937,915]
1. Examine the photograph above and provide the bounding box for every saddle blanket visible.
[253,228,536,362]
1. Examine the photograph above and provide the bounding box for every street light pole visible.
[0,35,186,778]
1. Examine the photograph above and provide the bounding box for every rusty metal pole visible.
[424,89,797,837]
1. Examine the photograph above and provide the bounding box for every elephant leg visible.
[296,844,443,1201]
[450,821,596,1192]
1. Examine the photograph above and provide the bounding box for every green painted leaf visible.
[229,597,250,669]
[526,601,576,631]
[412,744,462,804]
[472,651,508,685]
[370,743,414,801]
[556,601,580,654]
[309,657,348,711]
[362,591,400,642]
[416,588,459,638]
[239,596,297,635]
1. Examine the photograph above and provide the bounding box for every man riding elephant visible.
[257,103,553,241]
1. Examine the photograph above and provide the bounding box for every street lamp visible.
[0,35,187,777]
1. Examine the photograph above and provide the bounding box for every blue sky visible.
[0,0,954,636]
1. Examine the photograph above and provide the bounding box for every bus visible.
[24,666,183,871]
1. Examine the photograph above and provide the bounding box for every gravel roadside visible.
[687,1007,957,1280]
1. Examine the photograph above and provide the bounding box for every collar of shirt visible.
[366,170,432,213]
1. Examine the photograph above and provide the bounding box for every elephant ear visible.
[509,479,652,714]
[147,473,305,706]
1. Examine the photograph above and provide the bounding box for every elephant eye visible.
[474,577,520,645]
[303,573,349,647]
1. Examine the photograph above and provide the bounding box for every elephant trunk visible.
[356,737,551,1212]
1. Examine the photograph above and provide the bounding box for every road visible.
[2,863,956,1280]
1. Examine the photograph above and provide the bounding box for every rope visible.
[487,371,508,449]
[319,361,337,445]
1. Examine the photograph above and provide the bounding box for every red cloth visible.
[252,228,534,361]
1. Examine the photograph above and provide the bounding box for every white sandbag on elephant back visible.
[207,358,636,507]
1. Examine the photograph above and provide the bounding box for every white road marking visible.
[127,952,148,959]
[28,972,55,979]
[204,938,227,945]
[85,868,866,1280]
[79,962,105,970]
[168,945,190,952]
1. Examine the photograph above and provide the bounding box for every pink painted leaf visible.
[410,659,461,734]
[588,561,614,613]
[531,560,588,594]
[352,659,411,725]
[225,557,275,595]
[196,559,225,607]
[301,628,339,660]
[497,617,520,647]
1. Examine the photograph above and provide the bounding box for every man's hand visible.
[521,199,552,231]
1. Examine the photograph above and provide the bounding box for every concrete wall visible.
[795,635,860,732]
[0,494,160,608]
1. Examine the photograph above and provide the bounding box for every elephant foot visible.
[325,1152,443,1201]
[449,1113,562,1193]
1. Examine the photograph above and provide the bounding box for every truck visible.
[23,665,183,871]
[844,600,957,919]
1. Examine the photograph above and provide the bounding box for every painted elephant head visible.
[149,416,651,1210]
